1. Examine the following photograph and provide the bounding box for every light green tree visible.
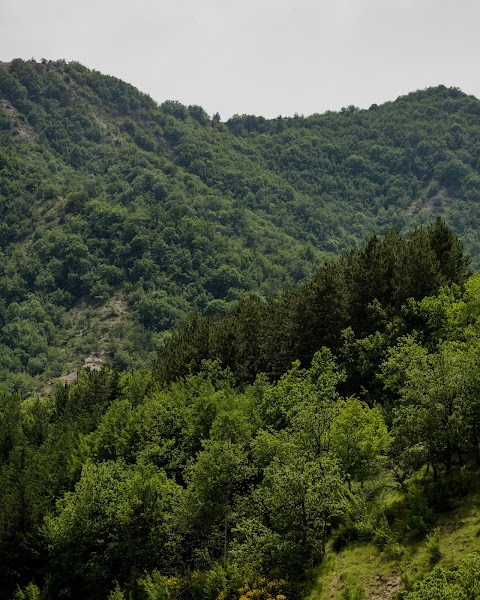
[331,397,390,488]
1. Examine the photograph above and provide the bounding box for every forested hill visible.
[2,224,480,600]
[2,58,480,390]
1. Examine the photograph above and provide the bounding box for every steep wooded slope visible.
[1,59,480,389]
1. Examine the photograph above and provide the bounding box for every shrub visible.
[425,528,442,564]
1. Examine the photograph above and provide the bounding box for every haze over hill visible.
[1,58,480,391]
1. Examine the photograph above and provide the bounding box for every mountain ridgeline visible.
[1,58,480,389]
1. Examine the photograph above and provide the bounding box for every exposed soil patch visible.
[83,351,106,370]
[58,291,129,385]
[61,370,77,385]
[98,291,129,323]
[91,110,125,143]
[326,569,402,600]
[327,570,339,599]
[369,571,402,600]
[0,99,36,140]
[406,187,453,217]
[60,352,106,385]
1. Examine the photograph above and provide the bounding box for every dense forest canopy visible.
[1,224,480,600]
[1,59,480,599]
[1,59,480,390]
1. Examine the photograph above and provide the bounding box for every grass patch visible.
[307,483,480,600]
[308,542,399,600]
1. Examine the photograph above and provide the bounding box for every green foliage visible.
[3,59,480,600]
[403,554,480,599]
[425,528,442,564]
[0,235,477,600]
[107,583,127,600]
[45,459,183,593]
[1,274,480,599]
[381,334,480,481]
[156,221,471,389]
[138,570,170,600]
[202,564,228,600]
[341,585,365,600]
[404,485,434,537]
[330,397,390,487]
[12,582,41,600]
[0,60,478,392]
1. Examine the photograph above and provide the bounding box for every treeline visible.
[2,223,480,599]
[155,217,471,392]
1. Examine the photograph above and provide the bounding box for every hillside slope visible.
[1,59,480,389]
[1,225,479,600]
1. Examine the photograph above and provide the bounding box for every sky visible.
[1,0,479,120]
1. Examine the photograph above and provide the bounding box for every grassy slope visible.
[308,483,480,599]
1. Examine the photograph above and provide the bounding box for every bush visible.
[138,570,170,600]
[13,582,41,600]
[108,583,127,600]
[342,584,365,600]
[405,486,433,537]
[424,472,475,511]
[425,528,442,564]
[385,540,406,560]
[331,522,359,551]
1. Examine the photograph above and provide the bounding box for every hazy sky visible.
[1,0,479,119]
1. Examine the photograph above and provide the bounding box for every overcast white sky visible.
[1,0,479,119]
